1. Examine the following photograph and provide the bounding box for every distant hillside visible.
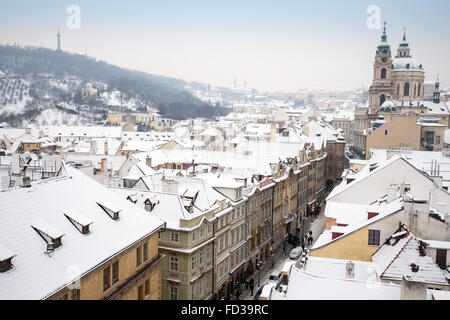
[0,45,230,125]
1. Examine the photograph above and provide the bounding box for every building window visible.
[103,266,111,291]
[380,94,386,106]
[199,250,204,265]
[381,68,386,79]
[171,233,179,243]
[170,256,179,271]
[143,242,148,261]
[71,289,80,300]
[191,255,197,270]
[138,284,144,300]
[404,83,410,97]
[192,232,197,241]
[170,286,178,300]
[136,246,142,266]
[368,230,380,246]
[436,136,441,145]
[112,261,119,284]
[145,279,150,297]
[59,294,68,300]
[385,130,388,136]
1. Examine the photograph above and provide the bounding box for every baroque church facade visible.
[353,23,448,158]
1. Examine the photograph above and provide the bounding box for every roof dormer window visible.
[31,220,65,249]
[97,201,121,220]
[64,209,94,234]
[127,195,138,204]
[144,198,159,212]
[0,245,16,273]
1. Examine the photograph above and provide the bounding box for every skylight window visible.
[97,201,121,220]
[31,220,65,249]
[64,209,94,234]
[0,244,16,273]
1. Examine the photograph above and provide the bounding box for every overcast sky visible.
[1,0,449,92]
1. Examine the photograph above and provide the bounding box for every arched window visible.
[404,83,410,97]
[380,94,386,106]
[418,84,421,97]
[381,68,387,79]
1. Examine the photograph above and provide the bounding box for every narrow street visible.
[239,202,326,300]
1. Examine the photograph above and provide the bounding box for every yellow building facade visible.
[48,232,163,300]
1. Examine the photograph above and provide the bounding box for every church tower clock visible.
[369,22,394,112]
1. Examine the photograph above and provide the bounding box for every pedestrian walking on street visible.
[249,279,254,296]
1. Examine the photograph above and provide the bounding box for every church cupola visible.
[376,22,391,56]
[396,28,411,58]
[433,74,441,104]
[380,94,397,113]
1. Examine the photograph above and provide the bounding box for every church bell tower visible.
[369,22,394,111]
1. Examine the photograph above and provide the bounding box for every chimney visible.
[400,276,427,300]
[146,156,152,168]
[90,140,97,155]
[345,261,355,279]
[104,140,108,155]
[100,158,106,173]
[270,124,277,142]
[387,186,397,203]
[19,176,31,188]
[418,241,427,257]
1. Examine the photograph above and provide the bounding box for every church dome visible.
[392,57,424,71]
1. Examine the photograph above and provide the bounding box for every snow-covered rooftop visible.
[372,230,448,285]
[0,166,165,300]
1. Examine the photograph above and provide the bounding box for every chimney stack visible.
[90,140,97,155]
[146,156,152,168]
[100,158,106,173]
[400,276,427,300]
